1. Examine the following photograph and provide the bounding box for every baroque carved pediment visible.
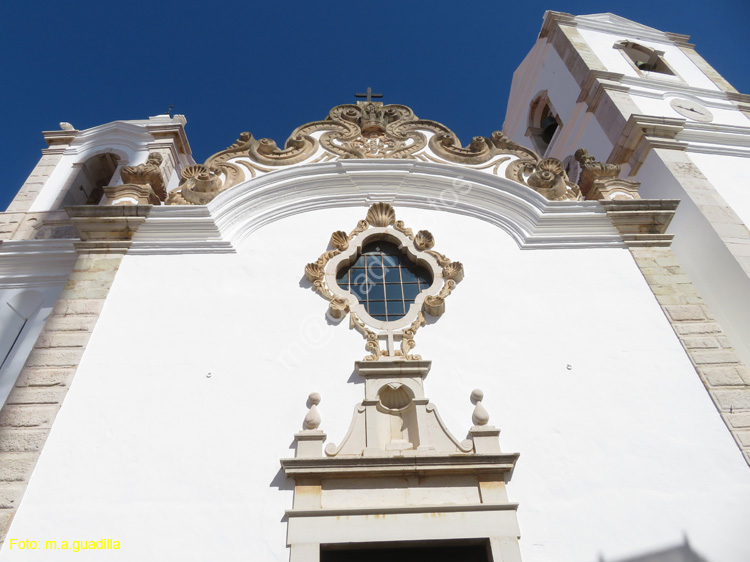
[166,101,607,205]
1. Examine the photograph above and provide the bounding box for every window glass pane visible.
[385,284,402,300]
[400,268,419,283]
[387,301,405,316]
[367,268,385,284]
[367,301,386,315]
[384,267,402,283]
[338,240,432,321]
[349,269,367,286]
[350,283,369,300]
[367,284,385,300]
[402,284,421,300]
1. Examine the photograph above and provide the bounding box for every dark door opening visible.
[321,538,492,562]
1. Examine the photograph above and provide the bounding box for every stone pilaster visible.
[0,206,150,546]
[602,199,750,466]
[630,246,750,465]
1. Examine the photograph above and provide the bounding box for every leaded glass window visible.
[336,241,432,321]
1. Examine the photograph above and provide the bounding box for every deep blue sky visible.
[1,1,747,211]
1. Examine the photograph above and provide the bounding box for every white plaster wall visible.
[687,152,750,229]
[553,108,613,165]
[2,205,749,562]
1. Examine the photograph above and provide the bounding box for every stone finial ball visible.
[308,392,321,405]
[470,389,484,402]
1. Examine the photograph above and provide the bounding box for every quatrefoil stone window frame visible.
[304,203,464,361]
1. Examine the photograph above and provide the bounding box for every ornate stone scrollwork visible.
[166,102,598,205]
[108,152,166,205]
[506,157,582,201]
[429,130,539,165]
[395,311,425,361]
[166,164,225,205]
[574,148,641,200]
[304,203,463,361]
[317,103,452,160]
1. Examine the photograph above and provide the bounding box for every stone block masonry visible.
[630,246,750,466]
[0,252,124,548]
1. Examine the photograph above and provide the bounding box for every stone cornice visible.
[541,11,692,47]
[145,116,192,157]
[599,199,679,247]
[0,239,77,288]
[128,205,232,254]
[675,123,750,157]
[204,160,624,251]
[130,161,690,255]
[42,129,77,147]
[618,76,750,108]
[608,114,688,173]
[576,70,629,112]
[281,452,519,479]
[66,205,152,254]
[286,502,520,518]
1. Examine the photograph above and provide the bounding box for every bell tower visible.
[504,11,750,370]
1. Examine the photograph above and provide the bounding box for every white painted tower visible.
[504,12,750,369]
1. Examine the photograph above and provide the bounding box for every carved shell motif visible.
[443,261,464,283]
[304,262,324,282]
[423,295,445,317]
[366,202,396,227]
[414,230,435,251]
[180,164,222,193]
[378,383,414,411]
[329,230,349,251]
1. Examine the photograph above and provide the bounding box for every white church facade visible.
[0,11,748,562]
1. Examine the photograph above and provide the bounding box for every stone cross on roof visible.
[355,87,383,103]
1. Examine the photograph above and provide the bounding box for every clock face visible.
[669,98,713,122]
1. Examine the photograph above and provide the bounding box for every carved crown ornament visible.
[160,100,641,206]
[304,203,464,362]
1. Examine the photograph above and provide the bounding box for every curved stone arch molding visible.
[130,160,623,254]
[63,122,156,158]
[30,123,158,213]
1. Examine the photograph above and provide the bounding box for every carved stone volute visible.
[119,152,167,202]
[575,148,641,200]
